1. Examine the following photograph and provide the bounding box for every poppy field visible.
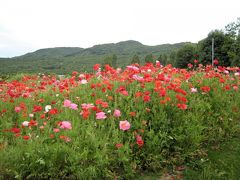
[0,62,240,179]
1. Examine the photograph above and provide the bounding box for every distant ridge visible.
[0,40,192,74]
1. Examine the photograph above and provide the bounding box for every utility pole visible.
[212,38,214,66]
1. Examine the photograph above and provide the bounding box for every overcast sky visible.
[0,0,239,57]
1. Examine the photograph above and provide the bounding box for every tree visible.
[112,54,117,68]
[224,18,240,66]
[157,54,168,65]
[169,51,177,66]
[144,54,154,63]
[103,54,117,68]
[175,44,196,68]
[130,54,140,64]
[225,17,240,38]
[231,34,240,66]
[198,30,233,66]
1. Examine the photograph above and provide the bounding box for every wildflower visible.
[113,109,121,117]
[176,94,188,103]
[93,64,101,71]
[213,59,219,65]
[115,143,123,149]
[119,120,131,131]
[224,70,229,74]
[126,65,139,71]
[40,114,45,119]
[188,63,193,68]
[50,134,55,138]
[79,74,85,78]
[11,128,21,133]
[177,103,187,110]
[80,109,90,119]
[96,112,107,120]
[14,106,21,113]
[101,102,108,108]
[190,88,198,93]
[116,68,122,73]
[64,99,72,107]
[53,128,60,133]
[33,105,42,112]
[72,71,78,76]
[49,108,58,115]
[233,85,238,91]
[143,95,151,102]
[201,86,211,93]
[29,113,34,118]
[29,120,38,126]
[23,135,30,140]
[80,79,88,84]
[156,60,161,67]
[45,105,52,112]
[69,103,78,110]
[60,121,72,130]
[22,121,29,127]
[129,112,136,117]
[136,135,144,147]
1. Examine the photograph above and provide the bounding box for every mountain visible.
[0,40,191,74]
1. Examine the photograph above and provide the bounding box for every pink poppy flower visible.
[80,79,88,84]
[96,112,107,120]
[60,121,72,130]
[113,109,121,117]
[15,106,21,113]
[63,100,72,107]
[69,103,78,110]
[190,88,198,93]
[119,120,131,131]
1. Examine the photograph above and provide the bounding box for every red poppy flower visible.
[23,135,30,140]
[93,64,101,71]
[177,103,187,110]
[115,143,123,149]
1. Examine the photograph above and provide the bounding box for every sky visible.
[0,0,239,57]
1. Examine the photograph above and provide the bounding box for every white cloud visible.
[0,0,239,57]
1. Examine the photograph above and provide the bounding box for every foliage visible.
[184,136,240,179]
[0,41,188,74]
[103,54,117,68]
[0,63,239,179]
[175,44,196,68]
[198,18,240,67]
[131,54,140,64]
[157,54,168,66]
[198,30,232,66]
[144,54,154,63]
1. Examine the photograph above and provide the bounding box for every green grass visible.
[184,136,240,180]
[184,137,240,180]
[138,136,240,180]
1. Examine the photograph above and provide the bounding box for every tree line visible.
[165,18,240,68]
[103,18,240,68]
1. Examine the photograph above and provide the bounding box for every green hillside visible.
[0,40,189,74]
